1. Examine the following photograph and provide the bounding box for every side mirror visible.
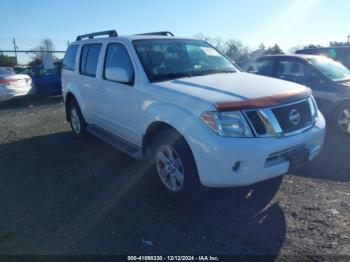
[105,67,133,84]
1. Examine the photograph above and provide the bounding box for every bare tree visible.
[193,34,225,52]
[28,38,56,64]
[223,39,253,67]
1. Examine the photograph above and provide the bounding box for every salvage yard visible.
[0,96,349,258]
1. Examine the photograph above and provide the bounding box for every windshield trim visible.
[132,38,239,83]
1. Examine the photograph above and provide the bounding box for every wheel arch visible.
[65,92,76,122]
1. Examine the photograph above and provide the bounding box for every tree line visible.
[1,36,349,68]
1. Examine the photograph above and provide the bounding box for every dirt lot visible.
[0,96,349,259]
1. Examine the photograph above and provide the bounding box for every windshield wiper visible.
[151,72,194,82]
[151,69,236,82]
[191,69,236,76]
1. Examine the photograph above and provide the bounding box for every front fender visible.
[142,101,205,147]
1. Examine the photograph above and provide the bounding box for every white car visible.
[0,67,32,101]
[61,30,325,201]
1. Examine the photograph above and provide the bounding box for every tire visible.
[331,103,350,134]
[149,129,203,203]
[68,99,88,138]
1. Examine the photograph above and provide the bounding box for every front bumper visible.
[0,85,32,101]
[187,111,326,188]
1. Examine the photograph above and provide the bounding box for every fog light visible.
[233,161,240,172]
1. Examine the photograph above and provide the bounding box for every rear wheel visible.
[149,129,202,203]
[332,104,350,134]
[68,100,88,137]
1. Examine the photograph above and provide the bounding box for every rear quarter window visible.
[63,45,78,71]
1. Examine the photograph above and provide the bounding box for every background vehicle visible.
[30,62,62,95]
[246,54,350,133]
[0,67,32,101]
[296,46,350,69]
[13,66,34,75]
[62,30,325,202]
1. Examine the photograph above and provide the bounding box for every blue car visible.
[246,54,350,134]
[30,62,62,95]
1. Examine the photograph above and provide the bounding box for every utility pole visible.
[67,40,70,47]
[12,38,18,65]
[348,35,350,45]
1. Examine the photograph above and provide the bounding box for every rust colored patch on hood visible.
[215,89,312,111]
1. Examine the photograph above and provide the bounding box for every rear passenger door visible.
[79,43,102,123]
[97,42,138,144]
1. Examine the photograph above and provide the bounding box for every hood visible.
[155,72,309,108]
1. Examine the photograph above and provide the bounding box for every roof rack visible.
[136,31,174,37]
[76,30,118,41]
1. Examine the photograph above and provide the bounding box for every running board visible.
[87,125,142,159]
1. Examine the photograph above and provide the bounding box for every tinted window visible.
[277,60,307,83]
[63,45,78,71]
[276,59,320,84]
[246,60,274,76]
[80,44,102,77]
[37,63,61,77]
[104,43,134,83]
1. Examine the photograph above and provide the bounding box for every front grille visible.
[272,100,312,133]
[245,111,266,135]
[244,98,314,137]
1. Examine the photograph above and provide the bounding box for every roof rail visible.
[76,30,118,41]
[136,31,174,37]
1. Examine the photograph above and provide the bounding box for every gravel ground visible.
[0,96,349,259]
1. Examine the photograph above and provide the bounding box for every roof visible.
[297,46,350,51]
[70,34,194,46]
[71,30,195,45]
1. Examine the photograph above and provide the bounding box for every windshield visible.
[308,56,350,82]
[133,39,238,82]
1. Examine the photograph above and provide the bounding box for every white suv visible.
[62,30,325,200]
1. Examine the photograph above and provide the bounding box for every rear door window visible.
[80,44,102,77]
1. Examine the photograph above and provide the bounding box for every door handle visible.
[98,86,106,92]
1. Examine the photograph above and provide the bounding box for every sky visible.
[1,0,349,54]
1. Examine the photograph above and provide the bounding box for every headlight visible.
[200,111,253,137]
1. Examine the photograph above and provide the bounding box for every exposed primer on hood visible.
[215,89,312,111]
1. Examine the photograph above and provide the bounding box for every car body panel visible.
[0,73,32,101]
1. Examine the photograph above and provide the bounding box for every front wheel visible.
[332,104,350,134]
[149,129,202,203]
